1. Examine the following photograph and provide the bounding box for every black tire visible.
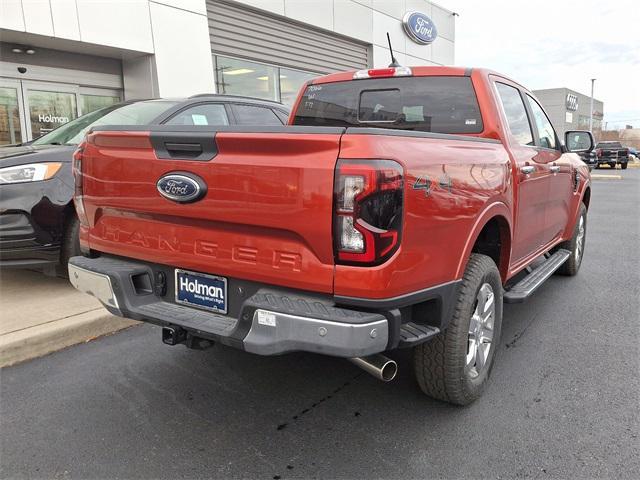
[609,163,616,169]
[58,214,81,277]
[621,163,628,170]
[555,203,587,276]
[413,254,503,406]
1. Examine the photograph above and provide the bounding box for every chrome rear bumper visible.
[67,256,388,357]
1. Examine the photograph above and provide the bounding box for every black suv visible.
[0,95,289,273]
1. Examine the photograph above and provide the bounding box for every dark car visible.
[594,141,630,169]
[0,95,289,273]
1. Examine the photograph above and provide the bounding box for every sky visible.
[435,0,640,129]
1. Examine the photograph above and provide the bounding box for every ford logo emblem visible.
[402,11,438,45]
[156,173,207,203]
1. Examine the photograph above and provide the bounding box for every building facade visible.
[532,87,604,138]
[0,0,456,145]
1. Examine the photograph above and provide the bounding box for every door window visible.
[495,83,534,146]
[27,90,77,139]
[232,104,283,125]
[526,95,557,149]
[164,104,229,126]
[0,87,22,145]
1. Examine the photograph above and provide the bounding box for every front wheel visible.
[621,163,628,170]
[413,254,503,405]
[58,214,81,277]
[555,203,587,276]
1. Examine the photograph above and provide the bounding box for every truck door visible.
[524,94,571,244]
[494,82,550,262]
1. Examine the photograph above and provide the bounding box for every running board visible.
[398,322,440,347]
[504,249,571,303]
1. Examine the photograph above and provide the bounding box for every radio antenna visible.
[387,32,401,67]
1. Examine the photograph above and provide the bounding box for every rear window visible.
[293,76,483,134]
[596,142,622,149]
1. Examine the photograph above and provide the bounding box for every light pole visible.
[589,78,596,133]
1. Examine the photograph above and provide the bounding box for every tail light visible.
[73,141,89,226]
[353,66,412,79]
[333,159,403,266]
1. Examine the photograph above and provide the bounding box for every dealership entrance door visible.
[0,78,121,145]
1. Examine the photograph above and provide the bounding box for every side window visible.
[273,109,289,124]
[495,82,534,146]
[232,104,283,125]
[164,103,229,126]
[525,95,557,149]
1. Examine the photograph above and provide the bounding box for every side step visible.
[504,249,571,303]
[398,322,440,347]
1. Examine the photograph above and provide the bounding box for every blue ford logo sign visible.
[156,173,206,203]
[402,11,438,45]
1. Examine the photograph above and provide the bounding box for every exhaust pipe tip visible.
[349,354,398,382]
[379,358,398,382]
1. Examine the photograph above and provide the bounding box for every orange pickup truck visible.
[68,66,593,405]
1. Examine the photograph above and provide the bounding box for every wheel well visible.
[582,186,591,210]
[471,216,511,281]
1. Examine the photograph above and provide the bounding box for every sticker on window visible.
[191,114,209,126]
[465,119,477,125]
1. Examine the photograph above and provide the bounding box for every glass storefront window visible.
[0,87,22,145]
[215,57,278,101]
[27,90,77,139]
[80,94,121,115]
[279,68,317,106]
[214,55,319,106]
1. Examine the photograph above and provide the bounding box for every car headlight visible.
[0,163,63,184]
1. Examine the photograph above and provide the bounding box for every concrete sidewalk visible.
[0,269,137,367]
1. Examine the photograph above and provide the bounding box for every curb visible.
[0,309,139,368]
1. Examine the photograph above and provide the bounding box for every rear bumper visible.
[68,255,459,357]
[68,255,388,357]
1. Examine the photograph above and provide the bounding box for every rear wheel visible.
[609,163,616,169]
[621,163,628,170]
[555,203,587,276]
[58,214,80,277]
[413,254,503,405]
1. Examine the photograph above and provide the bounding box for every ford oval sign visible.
[156,173,206,203]
[402,11,438,45]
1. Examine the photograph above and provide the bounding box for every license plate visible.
[175,269,227,314]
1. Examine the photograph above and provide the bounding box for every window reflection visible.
[0,87,22,145]
[214,56,318,106]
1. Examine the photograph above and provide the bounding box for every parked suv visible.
[0,95,289,272]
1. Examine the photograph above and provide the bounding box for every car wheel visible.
[555,203,587,276]
[609,163,616,169]
[621,163,628,170]
[58,214,81,277]
[413,254,503,405]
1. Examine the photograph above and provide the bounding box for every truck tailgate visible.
[79,126,345,294]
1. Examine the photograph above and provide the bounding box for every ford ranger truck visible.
[68,67,594,405]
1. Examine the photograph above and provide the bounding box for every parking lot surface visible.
[1,170,638,479]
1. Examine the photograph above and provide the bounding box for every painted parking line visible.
[591,174,623,180]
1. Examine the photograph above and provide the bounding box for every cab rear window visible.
[293,76,483,134]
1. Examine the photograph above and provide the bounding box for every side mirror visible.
[565,130,594,153]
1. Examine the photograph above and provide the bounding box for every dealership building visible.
[532,87,604,137]
[0,0,456,145]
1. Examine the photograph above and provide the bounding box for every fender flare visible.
[562,179,591,239]
[455,201,513,281]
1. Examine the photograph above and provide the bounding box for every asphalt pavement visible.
[1,169,638,479]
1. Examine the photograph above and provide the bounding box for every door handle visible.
[521,165,535,175]
[550,165,561,173]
